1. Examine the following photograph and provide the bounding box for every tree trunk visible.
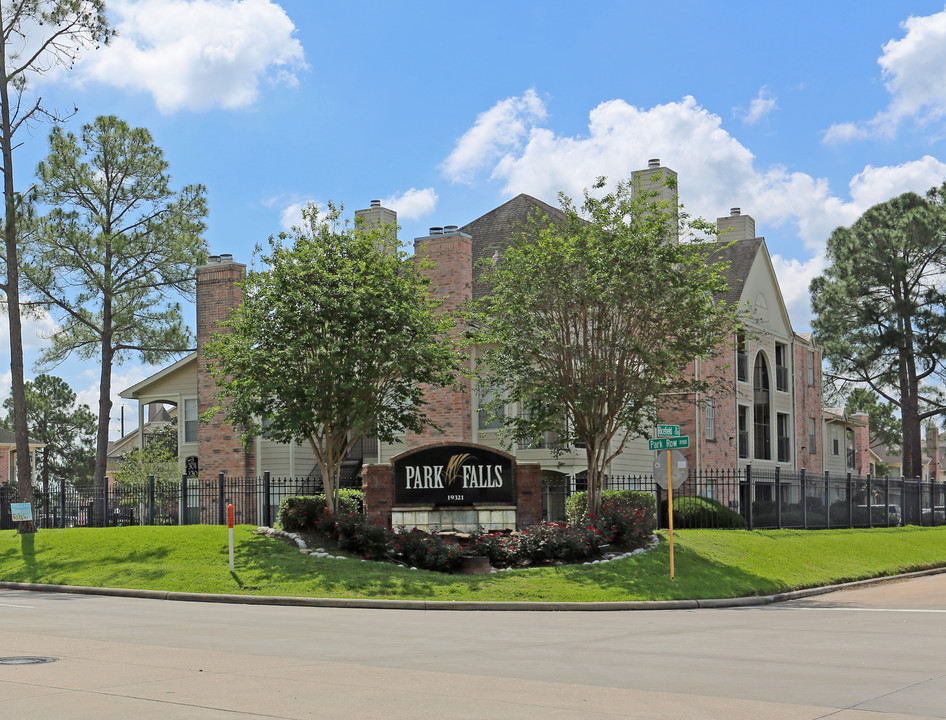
[0,21,35,534]
[585,443,603,519]
[92,341,114,526]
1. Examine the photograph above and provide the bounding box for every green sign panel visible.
[656,424,680,437]
[648,436,690,451]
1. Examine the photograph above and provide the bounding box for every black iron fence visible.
[0,473,362,530]
[2,465,944,532]
[542,466,946,530]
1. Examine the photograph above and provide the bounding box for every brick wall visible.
[852,413,871,476]
[516,463,543,528]
[407,231,473,446]
[196,259,256,484]
[0,448,8,485]
[363,463,394,526]
[793,342,823,473]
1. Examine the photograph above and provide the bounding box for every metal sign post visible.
[667,449,675,581]
[650,426,689,581]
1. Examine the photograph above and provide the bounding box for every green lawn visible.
[1,525,945,602]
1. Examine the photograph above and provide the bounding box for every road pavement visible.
[2,575,946,719]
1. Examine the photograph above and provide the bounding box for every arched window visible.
[753,353,771,460]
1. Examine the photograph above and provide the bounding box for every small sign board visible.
[10,503,33,522]
[185,455,199,478]
[656,424,680,437]
[648,436,690,451]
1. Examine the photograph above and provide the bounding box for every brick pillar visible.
[406,229,473,446]
[363,463,394,526]
[196,256,256,485]
[517,462,543,528]
[926,424,940,482]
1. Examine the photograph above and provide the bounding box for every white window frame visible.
[705,397,715,440]
[183,397,199,444]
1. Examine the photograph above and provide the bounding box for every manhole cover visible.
[0,657,57,665]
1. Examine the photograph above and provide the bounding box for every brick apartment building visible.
[120,161,873,510]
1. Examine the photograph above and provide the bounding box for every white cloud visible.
[848,156,946,208]
[444,91,946,328]
[825,7,946,142]
[279,200,312,231]
[76,0,307,113]
[382,188,438,220]
[738,87,778,125]
[441,88,547,183]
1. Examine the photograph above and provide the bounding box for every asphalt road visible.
[2,575,946,719]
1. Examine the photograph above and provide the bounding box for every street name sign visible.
[656,424,680,437]
[648,436,690,451]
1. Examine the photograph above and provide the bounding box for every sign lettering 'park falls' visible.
[393,445,515,506]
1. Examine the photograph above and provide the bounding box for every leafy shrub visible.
[470,530,522,566]
[566,490,656,547]
[392,528,463,572]
[277,490,363,533]
[334,512,392,560]
[665,496,746,529]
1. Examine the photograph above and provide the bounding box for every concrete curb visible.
[3,565,946,611]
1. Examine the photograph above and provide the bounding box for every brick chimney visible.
[852,412,870,477]
[406,226,473,446]
[354,199,398,254]
[196,255,255,482]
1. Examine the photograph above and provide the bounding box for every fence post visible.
[262,471,272,528]
[745,464,754,531]
[179,474,187,525]
[147,475,155,525]
[824,471,830,529]
[59,477,66,529]
[775,466,782,529]
[846,472,853,528]
[866,473,873,528]
[218,472,226,525]
[800,469,807,530]
[103,477,110,528]
[885,476,891,526]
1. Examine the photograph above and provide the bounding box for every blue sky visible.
[5,0,946,437]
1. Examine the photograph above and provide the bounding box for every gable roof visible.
[461,193,567,301]
[705,237,765,306]
[0,427,43,447]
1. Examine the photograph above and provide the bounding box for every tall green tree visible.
[467,177,744,518]
[1,373,95,494]
[22,115,208,525]
[206,203,461,514]
[0,1,111,532]
[811,186,946,479]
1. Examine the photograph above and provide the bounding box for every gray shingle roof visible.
[460,192,763,306]
[704,236,764,306]
[461,193,568,301]
[0,426,43,446]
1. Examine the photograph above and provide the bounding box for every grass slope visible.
[1,525,945,602]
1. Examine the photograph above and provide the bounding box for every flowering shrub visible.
[566,490,655,548]
[334,512,393,559]
[277,491,363,533]
[470,522,601,567]
[392,528,463,572]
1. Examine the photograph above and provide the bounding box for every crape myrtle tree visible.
[0,1,112,532]
[811,186,946,480]
[468,177,744,519]
[1,373,95,495]
[205,203,462,515]
[22,115,207,526]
